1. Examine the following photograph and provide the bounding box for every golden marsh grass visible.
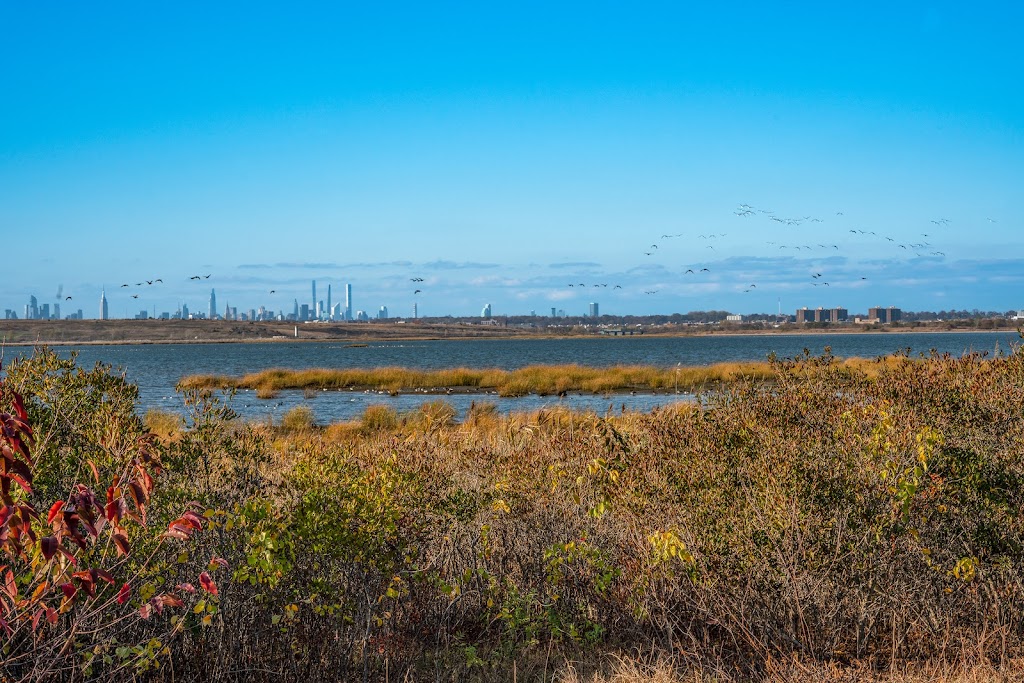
[176,359,846,398]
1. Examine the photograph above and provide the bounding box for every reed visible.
[179,359,827,398]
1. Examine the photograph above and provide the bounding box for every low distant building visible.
[726,314,743,322]
[869,306,902,323]
[797,306,848,323]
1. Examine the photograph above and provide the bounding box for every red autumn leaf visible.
[61,582,77,600]
[198,571,218,596]
[45,607,58,624]
[112,532,130,556]
[181,510,204,530]
[3,569,17,600]
[159,594,184,608]
[72,571,96,598]
[106,497,125,527]
[32,608,42,632]
[6,472,31,494]
[139,603,153,619]
[57,546,78,565]
[117,583,131,605]
[47,501,65,525]
[11,392,29,423]
[127,481,147,508]
[209,557,229,570]
[40,536,58,560]
[7,458,32,485]
[177,583,195,593]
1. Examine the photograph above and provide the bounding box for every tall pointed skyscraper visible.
[209,289,217,320]
[345,283,352,321]
[99,287,109,320]
[311,280,316,319]
[326,285,332,321]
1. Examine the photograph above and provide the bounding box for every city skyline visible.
[1,5,1022,315]
[4,279,1017,323]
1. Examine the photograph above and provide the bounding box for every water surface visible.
[8,331,1017,423]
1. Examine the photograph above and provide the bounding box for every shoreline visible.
[1,325,1018,347]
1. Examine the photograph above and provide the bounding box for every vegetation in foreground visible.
[2,345,1024,681]
[177,357,907,397]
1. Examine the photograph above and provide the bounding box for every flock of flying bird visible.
[399,203,962,305]
[552,202,964,303]
[72,203,973,312]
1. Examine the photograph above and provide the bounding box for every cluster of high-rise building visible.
[4,294,83,320]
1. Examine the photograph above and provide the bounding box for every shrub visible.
[0,350,222,680]
[361,404,399,432]
[280,405,315,432]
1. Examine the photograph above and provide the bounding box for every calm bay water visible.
[8,331,1018,424]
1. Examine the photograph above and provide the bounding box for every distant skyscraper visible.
[551,307,557,317]
[345,283,352,321]
[99,288,108,320]
[181,303,190,319]
[412,302,417,319]
[378,305,388,320]
[209,289,217,320]
[481,303,492,319]
[589,302,599,318]
[311,280,316,319]
[327,285,332,321]
[29,295,38,320]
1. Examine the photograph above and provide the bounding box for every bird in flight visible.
[269,290,276,294]
[613,285,622,289]
[190,276,201,280]
[65,296,72,301]
[204,274,211,279]
[685,269,694,274]
[131,294,139,299]
[700,268,710,272]
[121,283,130,287]
[414,289,421,294]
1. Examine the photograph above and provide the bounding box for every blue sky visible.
[1,2,1022,318]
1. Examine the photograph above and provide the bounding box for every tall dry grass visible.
[177,360,791,398]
